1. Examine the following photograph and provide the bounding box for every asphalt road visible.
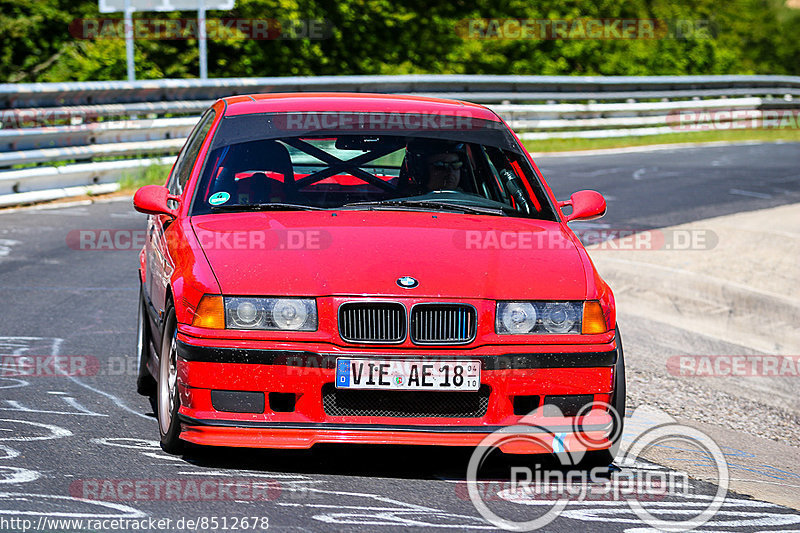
[536,141,800,228]
[1,142,799,532]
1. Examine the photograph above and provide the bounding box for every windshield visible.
[190,112,556,219]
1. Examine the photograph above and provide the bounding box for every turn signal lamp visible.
[192,295,225,329]
[581,301,607,334]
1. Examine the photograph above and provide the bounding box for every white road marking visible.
[0,492,146,518]
[62,377,150,420]
[0,378,28,390]
[45,337,150,421]
[0,400,106,417]
[277,483,494,529]
[0,337,49,356]
[90,438,159,449]
[0,419,72,441]
[0,446,20,460]
[177,470,313,480]
[582,168,623,177]
[1,336,147,425]
[0,466,40,484]
[563,508,800,528]
[139,451,186,462]
[500,483,800,529]
[729,188,773,199]
[61,397,107,416]
[46,207,90,216]
[568,222,612,229]
[0,240,20,257]
[0,195,131,216]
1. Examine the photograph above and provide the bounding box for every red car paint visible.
[134,93,623,457]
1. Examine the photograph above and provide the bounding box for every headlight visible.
[224,297,317,331]
[496,301,583,334]
[498,302,538,334]
[541,302,579,333]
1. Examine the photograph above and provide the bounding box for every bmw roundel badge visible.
[396,276,419,289]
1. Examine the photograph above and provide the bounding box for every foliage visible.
[118,162,171,191]
[1,0,798,82]
[523,128,800,153]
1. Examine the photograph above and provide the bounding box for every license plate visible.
[335,358,481,391]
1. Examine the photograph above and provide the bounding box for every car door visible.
[146,109,216,341]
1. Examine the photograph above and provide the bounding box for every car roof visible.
[221,92,501,122]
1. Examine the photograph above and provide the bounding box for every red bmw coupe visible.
[133,93,624,464]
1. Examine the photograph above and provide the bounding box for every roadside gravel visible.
[586,202,800,449]
[627,366,800,447]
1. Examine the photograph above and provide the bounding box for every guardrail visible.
[1,75,798,206]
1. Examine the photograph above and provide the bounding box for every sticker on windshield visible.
[208,192,230,206]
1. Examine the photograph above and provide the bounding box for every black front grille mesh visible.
[411,304,477,344]
[322,383,490,418]
[339,302,406,343]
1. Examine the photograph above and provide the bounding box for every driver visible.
[405,140,466,192]
[424,150,463,191]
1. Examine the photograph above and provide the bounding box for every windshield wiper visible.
[341,199,508,216]
[210,202,326,212]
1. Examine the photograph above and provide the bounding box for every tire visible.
[576,325,626,469]
[157,303,184,454]
[136,285,156,396]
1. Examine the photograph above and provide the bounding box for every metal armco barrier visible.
[1,75,798,206]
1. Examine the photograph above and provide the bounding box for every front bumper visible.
[174,335,619,454]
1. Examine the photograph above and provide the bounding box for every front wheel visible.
[157,303,183,454]
[576,325,626,469]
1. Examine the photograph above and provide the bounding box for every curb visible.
[591,255,800,354]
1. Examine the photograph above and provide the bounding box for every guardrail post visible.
[124,0,135,81]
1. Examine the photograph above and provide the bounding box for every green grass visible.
[117,161,171,192]
[522,129,800,153]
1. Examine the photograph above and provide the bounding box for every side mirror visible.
[559,190,606,222]
[133,185,179,218]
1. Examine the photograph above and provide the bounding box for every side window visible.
[167,109,216,196]
[482,146,540,215]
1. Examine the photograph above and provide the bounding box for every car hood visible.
[190,211,587,299]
